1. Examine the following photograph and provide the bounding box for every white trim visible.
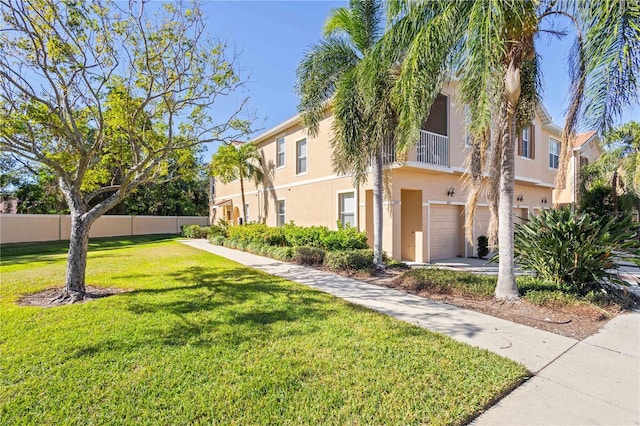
[428,199,466,206]
[253,115,302,144]
[222,173,347,199]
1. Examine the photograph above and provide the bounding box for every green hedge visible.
[324,249,374,271]
[226,222,368,251]
[181,225,209,238]
[293,246,326,266]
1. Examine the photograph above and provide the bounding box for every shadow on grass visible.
[66,265,337,358]
[1,234,176,266]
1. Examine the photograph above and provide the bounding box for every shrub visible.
[209,235,226,246]
[320,224,369,251]
[324,249,374,271]
[399,268,494,296]
[283,223,329,248]
[227,223,287,246]
[293,246,325,265]
[270,246,294,262]
[181,224,209,238]
[513,207,640,296]
[477,235,489,259]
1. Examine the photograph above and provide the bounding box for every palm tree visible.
[296,0,391,268]
[386,0,639,299]
[210,141,263,225]
[580,122,640,216]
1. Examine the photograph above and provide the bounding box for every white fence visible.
[0,214,209,244]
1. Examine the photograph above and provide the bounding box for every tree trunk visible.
[372,148,384,268]
[495,111,520,300]
[60,213,90,302]
[239,174,246,225]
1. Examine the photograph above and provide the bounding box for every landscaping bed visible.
[341,267,634,340]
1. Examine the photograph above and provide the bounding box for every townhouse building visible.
[212,84,600,263]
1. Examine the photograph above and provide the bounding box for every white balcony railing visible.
[417,130,449,166]
[382,138,396,164]
[381,130,449,166]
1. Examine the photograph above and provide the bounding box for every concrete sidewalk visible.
[181,240,640,425]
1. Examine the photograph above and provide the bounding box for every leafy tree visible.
[579,121,640,217]
[14,168,68,214]
[296,0,392,268]
[0,0,250,302]
[210,142,263,224]
[385,0,639,299]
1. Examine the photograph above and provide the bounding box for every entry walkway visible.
[181,240,640,425]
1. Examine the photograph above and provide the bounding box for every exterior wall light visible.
[516,194,524,202]
[541,197,548,204]
[447,187,455,197]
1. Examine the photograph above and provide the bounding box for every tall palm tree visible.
[296,0,391,268]
[386,0,639,299]
[210,141,263,225]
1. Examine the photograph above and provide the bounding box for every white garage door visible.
[430,205,460,261]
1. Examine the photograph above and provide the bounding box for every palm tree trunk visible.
[372,148,384,267]
[495,111,520,300]
[239,174,246,225]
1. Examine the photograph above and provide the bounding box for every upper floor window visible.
[580,156,589,168]
[338,192,355,228]
[244,203,249,224]
[519,126,535,159]
[276,137,285,168]
[549,139,560,169]
[277,200,286,226]
[296,139,307,175]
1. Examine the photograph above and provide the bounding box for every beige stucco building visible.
[212,86,600,263]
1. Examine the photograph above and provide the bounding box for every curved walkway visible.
[182,240,640,425]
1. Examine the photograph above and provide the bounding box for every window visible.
[277,200,286,226]
[521,128,530,157]
[580,156,589,168]
[296,139,307,174]
[244,203,249,224]
[549,139,560,169]
[276,137,285,168]
[339,192,355,227]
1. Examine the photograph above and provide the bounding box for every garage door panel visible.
[430,205,460,261]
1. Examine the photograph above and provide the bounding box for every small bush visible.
[181,225,209,238]
[207,224,228,239]
[227,223,287,246]
[293,246,325,266]
[209,235,226,246]
[477,235,489,259]
[324,249,374,271]
[513,207,640,296]
[283,223,329,248]
[399,268,494,296]
[320,224,369,251]
[271,246,294,262]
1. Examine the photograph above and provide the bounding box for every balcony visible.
[416,130,449,167]
[382,130,449,167]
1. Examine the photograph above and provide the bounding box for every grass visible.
[399,268,633,309]
[0,236,527,425]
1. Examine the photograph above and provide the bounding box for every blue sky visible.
[201,1,639,158]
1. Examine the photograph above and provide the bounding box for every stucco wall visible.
[0,215,208,244]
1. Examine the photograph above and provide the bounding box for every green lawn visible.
[0,236,527,425]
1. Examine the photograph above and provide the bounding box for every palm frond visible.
[295,38,360,136]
